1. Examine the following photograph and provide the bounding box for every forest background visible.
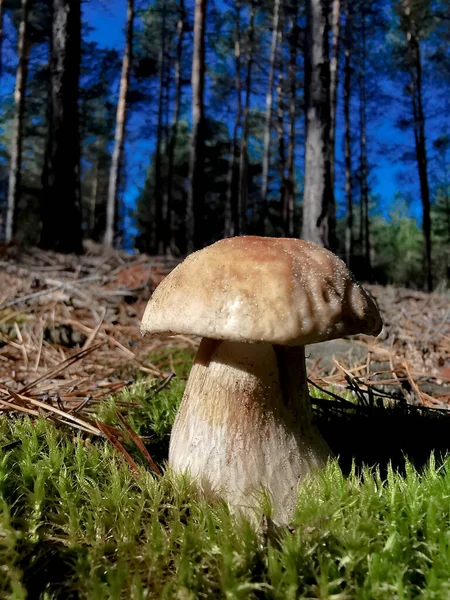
[0,0,449,291]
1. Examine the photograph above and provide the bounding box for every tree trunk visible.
[155,2,167,254]
[0,0,5,77]
[5,0,29,243]
[412,44,432,291]
[104,0,134,247]
[164,0,185,254]
[284,2,298,237]
[329,0,341,198]
[343,0,352,267]
[89,158,98,237]
[401,0,432,291]
[302,0,334,249]
[358,7,371,276]
[224,0,242,239]
[186,0,208,253]
[276,36,287,229]
[261,0,281,232]
[40,0,83,253]
[237,0,255,236]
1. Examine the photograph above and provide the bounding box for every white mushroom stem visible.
[169,338,331,524]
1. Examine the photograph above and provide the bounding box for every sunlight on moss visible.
[309,382,355,403]
[148,345,197,380]
[1,360,450,598]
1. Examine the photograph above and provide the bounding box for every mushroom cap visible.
[141,236,382,346]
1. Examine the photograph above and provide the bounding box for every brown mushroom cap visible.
[141,236,382,346]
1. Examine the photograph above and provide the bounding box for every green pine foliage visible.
[371,195,424,287]
[135,118,242,254]
[431,185,450,282]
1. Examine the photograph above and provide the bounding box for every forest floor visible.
[1,243,449,416]
[1,245,450,597]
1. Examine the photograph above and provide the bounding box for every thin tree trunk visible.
[261,0,281,232]
[359,64,367,265]
[224,0,242,239]
[359,7,371,276]
[104,0,134,247]
[155,2,167,254]
[343,0,352,267]
[401,0,432,291]
[5,0,29,242]
[412,46,432,291]
[284,2,298,237]
[40,0,83,253]
[0,0,5,77]
[302,0,334,249]
[186,0,208,252]
[237,0,255,236]
[164,0,185,254]
[329,0,341,197]
[89,159,98,237]
[276,36,287,229]
[358,80,363,257]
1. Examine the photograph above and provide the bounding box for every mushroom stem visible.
[169,337,331,524]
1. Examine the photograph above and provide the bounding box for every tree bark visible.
[237,0,255,236]
[164,0,185,254]
[276,36,287,228]
[261,0,281,232]
[5,0,29,243]
[224,0,242,239]
[104,0,134,248]
[155,2,167,254]
[0,0,5,77]
[302,0,335,249]
[40,0,83,253]
[358,6,371,276]
[401,0,432,291]
[87,157,99,238]
[329,0,341,198]
[284,2,298,237]
[343,0,352,267]
[186,0,208,252]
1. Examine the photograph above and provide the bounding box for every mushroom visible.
[141,236,382,524]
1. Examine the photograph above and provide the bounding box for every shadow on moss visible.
[314,396,450,475]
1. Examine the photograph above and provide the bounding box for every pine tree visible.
[0,0,5,77]
[104,0,134,248]
[302,0,335,249]
[329,0,342,200]
[284,0,299,238]
[224,0,242,239]
[40,0,83,253]
[343,0,353,267]
[261,0,281,232]
[237,0,255,236]
[164,0,185,254]
[395,0,434,290]
[186,0,208,252]
[5,0,30,242]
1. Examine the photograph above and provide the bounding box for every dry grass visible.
[309,284,450,408]
[0,244,449,439]
[0,244,191,462]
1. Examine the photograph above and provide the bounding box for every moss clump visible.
[2,355,450,598]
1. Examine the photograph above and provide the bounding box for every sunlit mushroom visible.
[141,236,382,524]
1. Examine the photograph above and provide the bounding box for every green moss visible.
[148,346,197,380]
[1,362,450,598]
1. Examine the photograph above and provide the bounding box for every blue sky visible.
[83,0,429,225]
